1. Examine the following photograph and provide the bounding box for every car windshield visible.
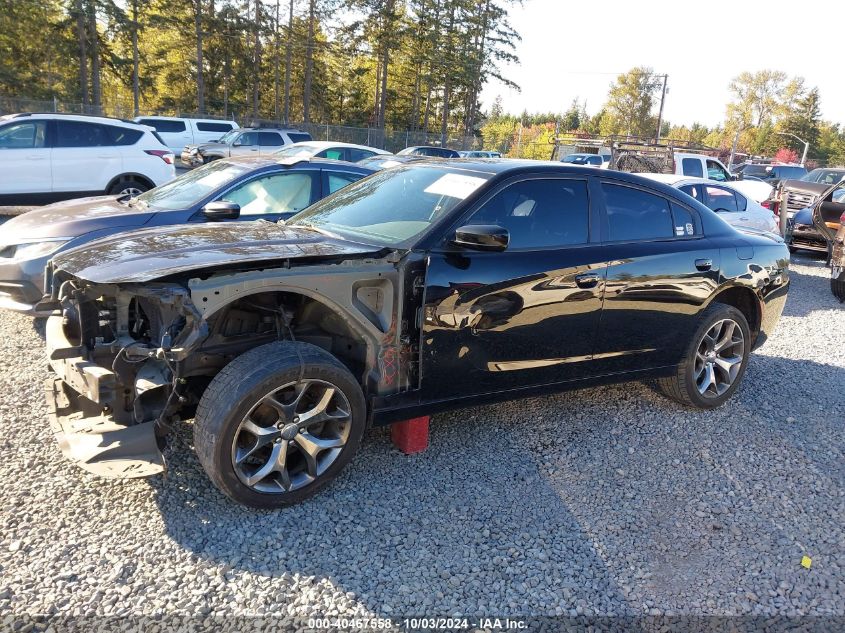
[275,143,320,157]
[215,129,238,144]
[132,160,252,210]
[562,155,586,164]
[288,165,492,247]
[802,169,845,184]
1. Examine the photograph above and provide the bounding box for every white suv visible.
[133,116,239,155]
[0,113,176,204]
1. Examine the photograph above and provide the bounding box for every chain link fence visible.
[0,95,485,154]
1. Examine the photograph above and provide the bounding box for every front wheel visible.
[657,303,751,409]
[194,341,366,508]
[108,178,149,197]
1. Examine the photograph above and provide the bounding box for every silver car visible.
[181,127,312,167]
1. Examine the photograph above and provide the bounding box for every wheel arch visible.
[191,285,392,395]
[105,172,155,193]
[707,285,762,342]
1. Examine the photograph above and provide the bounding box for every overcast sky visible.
[480,0,844,127]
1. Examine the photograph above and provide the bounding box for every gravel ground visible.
[0,253,843,627]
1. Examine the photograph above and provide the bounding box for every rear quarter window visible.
[287,132,312,144]
[681,158,704,178]
[196,121,235,133]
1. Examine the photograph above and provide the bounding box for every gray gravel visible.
[0,253,843,623]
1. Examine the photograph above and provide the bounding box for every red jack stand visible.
[390,416,430,455]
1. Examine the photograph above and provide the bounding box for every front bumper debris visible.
[46,378,165,478]
[45,314,166,478]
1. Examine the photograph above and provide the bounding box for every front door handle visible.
[575,273,600,288]
[695,258,713,271]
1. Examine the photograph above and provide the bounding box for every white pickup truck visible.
[610,139,774,203]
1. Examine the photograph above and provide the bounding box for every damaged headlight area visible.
[45,277,208,478]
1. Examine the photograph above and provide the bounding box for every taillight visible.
[761,199,771,209]
[840,212,845,224]
[145,149,174,165]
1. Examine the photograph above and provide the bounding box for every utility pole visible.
[655,73,668,142]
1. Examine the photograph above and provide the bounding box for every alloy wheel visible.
[231,379,352,494]
[693,318,745,398]
[119,187,143,197]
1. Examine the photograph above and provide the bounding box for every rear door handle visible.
[575,273,600,288]
[695,258,713,271]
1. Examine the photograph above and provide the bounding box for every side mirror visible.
[202,201,240,220]
[452,224,509,252]
[232,140,242,146]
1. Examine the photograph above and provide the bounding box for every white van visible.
[133,116,239,156]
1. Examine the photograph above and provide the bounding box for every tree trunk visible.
[75,0,88,106]
[274,0,280,120]
[377,0,395,130]
[194,0,205,114]
[88,0,101,113]
[440,2,456,145]
[131,0,139,116]
[283,0,293,124]
[303,0,316,123]
[253,0,261,118]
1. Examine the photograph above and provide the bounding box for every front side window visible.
[602,183,673,241]
[706,160,729,182]
[0,121,47,149]
[133,159,253,210]
[290,165,492,247]
[222,171,315,215]
[258,132,283,147]
[467,178,590,249]
[235,132,258,146]
[703,186,739,212]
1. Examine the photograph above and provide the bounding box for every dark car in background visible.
[810,180,845,300]
[40,160,789,507]
[0,157,373,313]
[397,145,460,158]
[800,168,845,185]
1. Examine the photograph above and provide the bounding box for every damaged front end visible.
[44,278,207,478]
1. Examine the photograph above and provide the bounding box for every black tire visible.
[194,341,366,508]
[656,303,751,409]
[787,245,796,254]
[108,177,149,196]
[832,267,845,303]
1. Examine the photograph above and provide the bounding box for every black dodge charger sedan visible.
[41,160,790,507]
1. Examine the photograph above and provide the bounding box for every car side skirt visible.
[369,365,676,426]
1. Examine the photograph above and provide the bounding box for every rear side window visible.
[56,121,106,147]
[196,121,234,133]
[258,132,283,146]
[703,186,739,212]
[681,158,704,178]
[602,183,673,241]
[139,119,186,133]
[468,178,590,249]
[326,171,363,194]
[348,148,375,162]
[287,132,312,144]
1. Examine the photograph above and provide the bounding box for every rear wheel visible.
[657,303,751,409]
[194,341,366,508]
[108,178,149,197]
